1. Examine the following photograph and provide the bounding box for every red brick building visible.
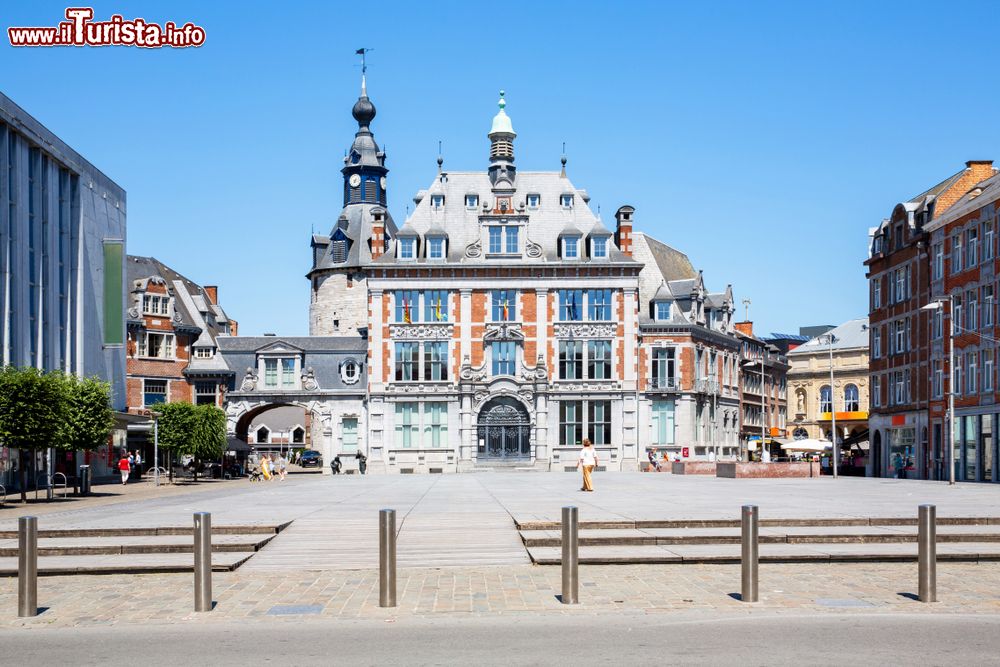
[866,161,997,479]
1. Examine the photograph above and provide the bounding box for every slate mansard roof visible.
[217,336,367,393]
[374,170,635,265]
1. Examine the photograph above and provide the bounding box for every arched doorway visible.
[872,430,882,476]
[477,397,531,460]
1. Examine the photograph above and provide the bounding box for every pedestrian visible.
[577,439,598,492]
[331,455,342,475]
[356,451,367,475]
[278,455,287,481]
[647,449,661,472]
[261,455,272,481]
[118,454,131,485]
[133,449,143,481]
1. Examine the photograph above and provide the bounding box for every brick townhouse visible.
[867,160,997,479]
[125,256,238,460]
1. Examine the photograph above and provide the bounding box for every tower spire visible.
[488,90,516,187]
[356,47,371,96]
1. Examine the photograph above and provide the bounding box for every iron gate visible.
[477,398,531,460]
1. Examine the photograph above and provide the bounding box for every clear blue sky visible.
[4,1,998,336]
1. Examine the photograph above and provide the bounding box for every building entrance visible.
[476,397,531,460]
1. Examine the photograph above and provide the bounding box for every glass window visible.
[526,194,540,208]
[588,340,612,379]
[965,415,977,481]
[143,379,167,408]
[424,290,449,322]
[559,340,583,380]
[505,226,519,254]
[264,358,278,387]
[844,384,859,412]
[564,237,579,258]
[592,237,608,258]
[395,290,419,323]
[491,289,517,321]
[342,417,358,453]
[465,194,478,208]
[984,350,994,392]
[195,382,216,406]
[655,302,671,321]
[558,289,583,321]
[651,400,675,445]
[424,402,448,447]
[489,227,503,254]
[341,360,360,384]
[424,341,448,381]
[428,237,445,259]
[588,289,612,320]
[651,348,676,389]
[982,414,993,481]
[398,238,415,259]
[395,342,419,381]
[139,332,174,359]
[560,194,573,208]
[588,400,611,445]
[431,194,444,209]
[968,352,977,394]
[968,228,979,266]
[819,385,832,413]
[559,400,583,445]
[281,358,296,387]
[986,223,995,261]
[394,403,419,448]
[952,234,963,273]
[491,341,516,376]
[986,286,995,327]
[256,426,270,443]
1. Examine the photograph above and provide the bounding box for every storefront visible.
[951,412,999,483]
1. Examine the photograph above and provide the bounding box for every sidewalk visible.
[3,561,1000,628]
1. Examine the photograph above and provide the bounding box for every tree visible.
[65,375,117,452]
[153,402,226,481]
[153,402,196,482]
[0,367,72,502]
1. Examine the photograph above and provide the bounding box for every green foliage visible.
[194,403,226,460]
[0,366,72,451]
[65,375,116,451]
[155,401,226,461]
[154,402,197,453]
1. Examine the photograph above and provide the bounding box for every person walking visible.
[331,455,342,475]
[133,450,143,481]
[117,454,131,486]
[261,455,272,481]
[278,455,287,481]
[647,449,661,472]
[577,439,598,492]
[356,451,367,475]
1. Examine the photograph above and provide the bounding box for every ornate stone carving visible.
[240,367,257,392]
[172,311,184,323]
[518,389,534,404]
[553,322,617,339]
[389,323,453,340]
[464,239,483,258]
[301,366,318,391]
[127,306,139,319]
[525,240,543,258]
[483,322,523,341]
[460,366,487,382]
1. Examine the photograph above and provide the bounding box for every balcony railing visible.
[695,378,721,395]
[647,376,679,392]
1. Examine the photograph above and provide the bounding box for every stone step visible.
[515,517,1000,531]
[0,533,275,557]
[526,541,1000,565]
[0,523,288,539]
[0,551,256,576]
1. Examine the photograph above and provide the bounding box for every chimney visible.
[966,160,995,182]
[204,285,218,305]
[614,205,635,257]
[229,319,238,336]
[735,321,754,336]
[370,208,386,260]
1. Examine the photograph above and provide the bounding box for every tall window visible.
[967,228,979,267]
[195,382,216,405]
[424,341,448,381]
[559,340,583,379]
[592,237,608,258]
[932,243,944,279]
[491,290,517,321]
[428,237,445,260]
[563,236,579,259]
[342,418,358,453]
[138,332,174,359]
[488,226,519,255]
[491,341,516,376]
[423,402,448,447]
[281,358,296,387]
[819,385,832,413]
[651,400,675,445]
[968,290,978,330]
[652,348,676,388]
[398,238,415,260]
[872,375,881,408]
[873,279,881,308]
[588,289,612,320]
[489,227,503,254]
[954,296,963,334]
[558,289,583,321]
[394,403,419,448]
[986,286,995,328]
[143,379,167,407]
[932,310,943,340]
[655,302,671,321]
[872,328,881,358]
[506,226,519,254]
[395,290,419,323]
[588,401,611,445]
[559,401,583,446]
[932,360,943,398]
[986,222,995,261]
[952,234,963,273]
[894,319,906,353]
[264,358,278,387]
[588,340,612,379]
[968,352,977,394]
[844,384,859,412]
[395,342,419,381]
[424,290,449,322]
[985,350,995,392]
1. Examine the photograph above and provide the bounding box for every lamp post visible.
[820,333,839,480]
[922,297,956,485]
[150,411,162,487]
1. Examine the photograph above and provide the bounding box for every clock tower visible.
[308,68,396,336]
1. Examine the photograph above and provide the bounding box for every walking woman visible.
[117,453,131,485]
[576,439,598,492]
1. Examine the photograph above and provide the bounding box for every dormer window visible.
[142,295,170,316]
[487,226,520,256]
[431,194,445,210]
[398,238,415,260]
[194,347,214,359]
[560,194,574,209]
[428,237,446,260]
[655,302,672,321]
[592,237,608,259]
[563,237,580,259]
[465,194,479,209]
[527,194,540,209]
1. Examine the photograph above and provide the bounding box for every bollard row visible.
[380,508,397,607]
[562,506,579,604]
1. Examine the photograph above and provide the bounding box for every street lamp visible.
[819,333,839,480]
[922,297,955,485]
[150,410,163,487]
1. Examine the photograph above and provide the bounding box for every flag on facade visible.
[435,296,443,321]
[403,297,412,323]
[502,296,509,321]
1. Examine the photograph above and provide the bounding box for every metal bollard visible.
[379,509,396,608]
[561,506,579,604]
[918,504,937,603]
[193,512,212,612]
[741,504,759,603]
[18,516,38,617]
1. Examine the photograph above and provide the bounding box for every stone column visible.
[621,288,638,464]
[371,290,384,390]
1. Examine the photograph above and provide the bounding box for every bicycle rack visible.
[34,474,52,501]
[52,472,68,500]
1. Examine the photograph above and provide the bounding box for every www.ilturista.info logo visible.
[8,7,205,48]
